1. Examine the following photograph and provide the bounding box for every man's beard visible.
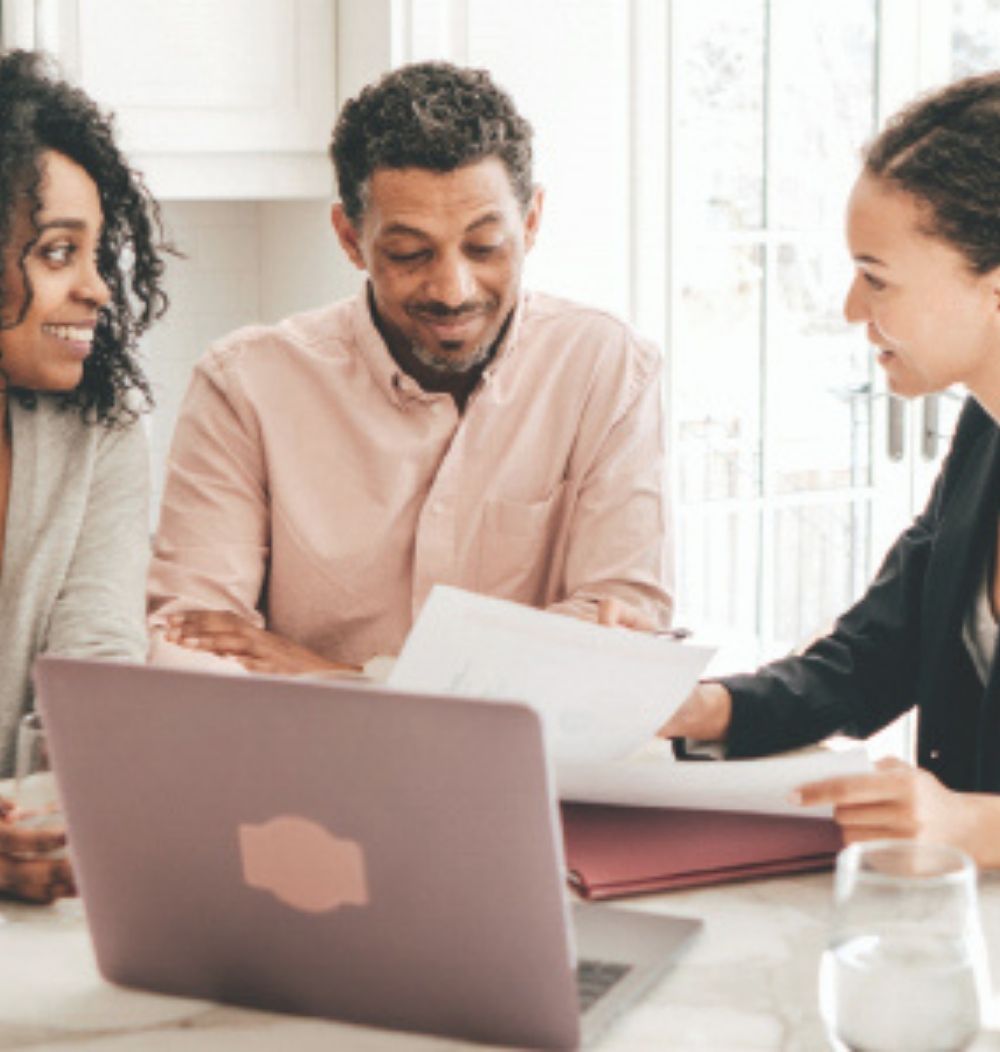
[405,298,499,376]
[408,336,496,376]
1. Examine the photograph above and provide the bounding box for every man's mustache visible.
[409,300,494,319]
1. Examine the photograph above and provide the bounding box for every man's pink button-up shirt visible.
[148,288,673,667]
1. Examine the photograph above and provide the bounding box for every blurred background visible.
[6,0,999,696]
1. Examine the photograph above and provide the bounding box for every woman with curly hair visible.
[0,50,168,902]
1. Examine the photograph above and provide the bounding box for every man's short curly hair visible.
[865,71,1000,275]
[330,61,534,223]
[0,49,169,425]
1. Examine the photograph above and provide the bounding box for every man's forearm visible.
[548,586,672,629]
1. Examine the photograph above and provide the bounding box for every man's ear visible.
[331,203,367,271]
[523,185,545,252]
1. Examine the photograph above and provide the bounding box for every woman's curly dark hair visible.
[330,61,534,224]
[0,49,169,425]
[865,71,1000,275]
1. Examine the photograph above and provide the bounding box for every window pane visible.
[952,0,1000,75]
[770,498,871,651]
[768,243,873,495]
[768,0,877,230]
[672,0,765,231]
[676,506,760,647]
[673,243,763,503]
[467,0,631,315]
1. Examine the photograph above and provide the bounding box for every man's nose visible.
[425,251,476,308]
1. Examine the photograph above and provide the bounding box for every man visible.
[148,62,671,674]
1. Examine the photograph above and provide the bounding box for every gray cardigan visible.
[0,397,149,776]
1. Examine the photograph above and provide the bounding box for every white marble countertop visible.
[4,871,1000,1050]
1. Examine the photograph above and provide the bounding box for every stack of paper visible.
[390,586,871,818]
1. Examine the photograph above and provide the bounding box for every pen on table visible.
[653,627,692,641]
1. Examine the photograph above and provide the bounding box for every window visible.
[667,0,878,668]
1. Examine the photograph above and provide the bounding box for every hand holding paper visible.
[390,587,872,817]
[390,586,715,765]
[559,738,872,817]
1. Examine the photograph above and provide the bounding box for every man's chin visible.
[411,340,493,376]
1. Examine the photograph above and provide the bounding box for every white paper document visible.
[558,739,874,818]
[390,586,874,818]
[389,586,715,765]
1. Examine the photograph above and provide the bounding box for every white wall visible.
[258,200,361,322]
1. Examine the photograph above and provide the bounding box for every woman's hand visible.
[597,598,731,743]
[0,800,75,904]
[657,682,733,742]
[794,757,983,856]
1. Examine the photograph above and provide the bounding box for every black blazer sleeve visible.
[719,398,991,758]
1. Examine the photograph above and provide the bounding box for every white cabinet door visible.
[28,0,337,198]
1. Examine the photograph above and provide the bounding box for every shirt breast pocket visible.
[477,481,567,603]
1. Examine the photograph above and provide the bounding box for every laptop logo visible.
[238,816,370,913]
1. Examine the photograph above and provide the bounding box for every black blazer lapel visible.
[916,421,1000,790]
[921,423,1000,683]
[945,423,1000,791]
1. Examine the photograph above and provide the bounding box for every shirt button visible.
[929,749,941,760]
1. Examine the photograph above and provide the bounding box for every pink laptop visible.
[34,657,701,1049]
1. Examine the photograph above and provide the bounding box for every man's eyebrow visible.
[380,222,430,240]
[379,212,504,240]
[854,253,886,266]
[466,212,503,233]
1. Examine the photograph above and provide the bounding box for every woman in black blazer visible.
[611,73,1000,869]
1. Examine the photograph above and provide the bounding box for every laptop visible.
[33,657,701,1050]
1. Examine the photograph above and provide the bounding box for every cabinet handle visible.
[921,394,939,461]
[887,395,905,461]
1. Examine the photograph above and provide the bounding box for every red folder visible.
[561,803,842,900]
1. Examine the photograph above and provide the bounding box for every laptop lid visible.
[34,658,587,1047]
[34,658,701,1049]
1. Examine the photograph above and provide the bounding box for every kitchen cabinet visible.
[2,0,337,199]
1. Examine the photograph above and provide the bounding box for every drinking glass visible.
[13,712,64,840]
[819,840,988,1052]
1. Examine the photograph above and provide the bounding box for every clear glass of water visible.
[13,712,63,838]
[819,840,989,1052]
